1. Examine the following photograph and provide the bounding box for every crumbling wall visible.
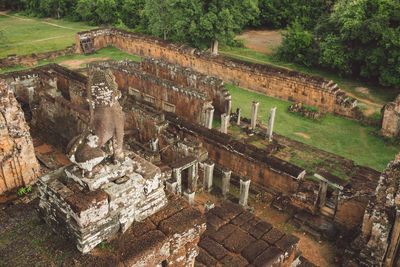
[344,155,400,266]
[89,60,210,125]
[76,28,357,116]
[0,79,39,194]
[0,64,89,150]
[381,94,400,137]
[141,58,230,114]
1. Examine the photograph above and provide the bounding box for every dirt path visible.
[236,30,282,54]
[59,57,109,69]
[294,132,311,139]
[0,10,86,31]
[12,35,70,45]
[346,91,382,116]
[219,50,288,70]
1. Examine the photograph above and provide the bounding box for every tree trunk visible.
[162,0,167,40]
[210,40,218,55]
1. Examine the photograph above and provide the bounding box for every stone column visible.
[226,98,232,116]
[206,107,214,129]
[173,168,182,196]
[203,162,214,192]
[150,138,159,152]
[236,108,241,125]
[183,191,195,206]
[222,169,232,199]
[188,162,198,192]
[266,107,276,141]
[239,178,251,207]
[251,101,259,130]
[318,181,328,208]
[221,113,229,134]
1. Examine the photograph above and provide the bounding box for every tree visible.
[95,0,118,25]
[138,0,258,54]
[255,0,332,30]
[318,0,400,87]
[120,0,145,28]
[139,0,177,40]
[39,0,67,19]
[277,21,319,67]
[197,0,259,54]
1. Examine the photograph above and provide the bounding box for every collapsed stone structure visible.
[1,28,399,265]
[381,94,400,137]
[0,57,381,232]
[0,79,39,194]
[344,153,400,266]
[0,57,318,266]
[76,28,358,117]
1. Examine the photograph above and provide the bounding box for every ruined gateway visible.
[0,28,399,266]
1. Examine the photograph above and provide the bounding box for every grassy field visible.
[220,45,398,106]
[0,12,95,57]
[226,83,399,171]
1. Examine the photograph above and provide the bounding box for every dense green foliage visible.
[256,0,333,29]
[278,0,400,88]
[4,0,399,87]
[277,21,318,67]
[136,0,259,50]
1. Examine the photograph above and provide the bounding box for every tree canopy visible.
[278,0,400,88]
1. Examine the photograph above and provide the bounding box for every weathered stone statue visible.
[68,68,125,172]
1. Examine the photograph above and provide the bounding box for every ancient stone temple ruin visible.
[1,28,400,266]
[37,68,205,265]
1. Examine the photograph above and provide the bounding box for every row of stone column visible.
[203,162,251,207]
[219,101,277,141]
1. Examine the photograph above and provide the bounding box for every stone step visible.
[321,206,335,218]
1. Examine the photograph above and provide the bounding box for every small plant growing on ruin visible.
[17,185,32,196]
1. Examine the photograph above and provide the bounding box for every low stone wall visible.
[0,46,75,70]
[76,28,358,117]
[0,79,39,194]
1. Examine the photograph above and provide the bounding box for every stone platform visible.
[197,201,301,267]
[38,152,168,253]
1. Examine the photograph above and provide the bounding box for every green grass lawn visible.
[220,45,398,106]
[0,13,95,57]
[226,83,399,171]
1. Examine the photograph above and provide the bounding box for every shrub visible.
[277,21,319,68]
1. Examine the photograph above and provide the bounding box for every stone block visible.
[199,237,229,261]
[196,248,218,266]
[206,212,225,231]
[262,228,284,245]
[253,246,284,267]
[241,239,270,263]
[64,189,109,228]
[120,230,170,266]
[220,254,248,267]
[223,227,256,254]
[211,223,237,243]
